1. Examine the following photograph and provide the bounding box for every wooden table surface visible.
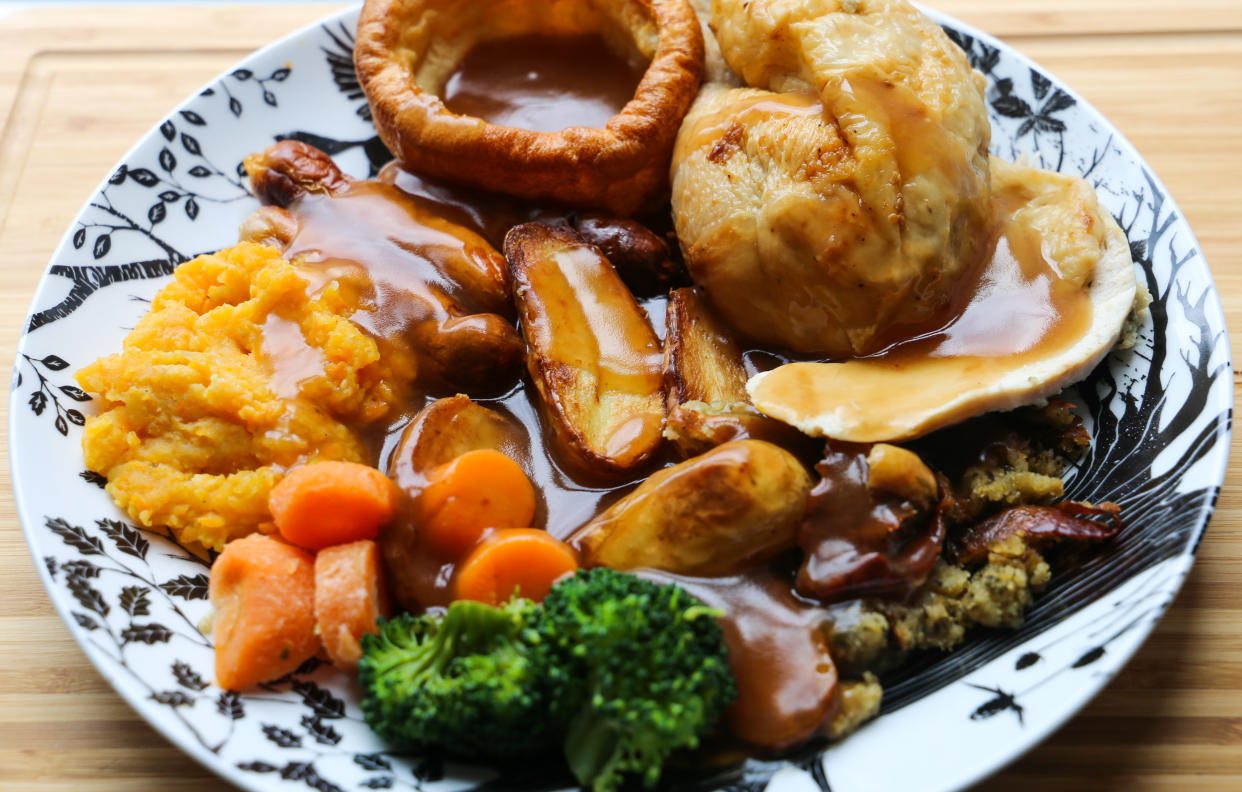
[1,3,1239,790]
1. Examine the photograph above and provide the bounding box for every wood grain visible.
[0,4,1238,791]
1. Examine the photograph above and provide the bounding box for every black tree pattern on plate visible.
[202,65,294,118]
[964,559,1180,725]
[25,65,296,333]
[943,26,1078,170]
[275,22,393,177]
[878,146,1227,715]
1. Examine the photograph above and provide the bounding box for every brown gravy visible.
[869,178,1094,362]
[272,161,1097,751]
[271,120,1103,758]
[257,313,326,400]
[274,178,657,609]
[796,442,944,603]
[441,33,646,133]
[283,180,508,323]
[747,172,1099,440]
[270,179,841,753]
[376,161,554,248]
[648,569,839,752]
[287,187,836,752]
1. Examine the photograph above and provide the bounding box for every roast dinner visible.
[74,0,1144,788]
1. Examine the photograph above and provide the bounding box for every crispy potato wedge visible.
[665,287,750,402]
[568,439,812,575]
[664,288,809,457]
[664,400,804,456]
[505,222,665,475]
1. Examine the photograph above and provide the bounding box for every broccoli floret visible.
[540,568,738,792]
[357,569,737,790]
[357,597,569,759]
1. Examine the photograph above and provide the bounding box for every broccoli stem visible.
[564,703,626,792]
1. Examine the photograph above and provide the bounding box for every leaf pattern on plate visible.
[160,573,210,600]
[19,354,91,435]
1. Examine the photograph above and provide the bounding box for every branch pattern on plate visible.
[965,560,1178,726]
[877,26,1229,715]
[16,353,90,434]
[26,65,296,333]
[275,23,392,178]
[203,65,295,119]
[42,511,448,791]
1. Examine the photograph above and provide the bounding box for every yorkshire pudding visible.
[354,0,706,215]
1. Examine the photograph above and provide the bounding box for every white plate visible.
[10,5,1232,792]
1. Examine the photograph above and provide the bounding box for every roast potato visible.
[382,395,531,612]
[568,439,811,575]
[664,287,807,457]
[665,287,749,402]
[505,222,665,475]
[387,394,529,490]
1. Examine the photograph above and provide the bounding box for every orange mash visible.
[76,241,407,551]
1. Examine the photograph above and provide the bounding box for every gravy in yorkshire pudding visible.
[440,33,645,133]
[354,0,706,215]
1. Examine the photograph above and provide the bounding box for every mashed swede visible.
[77,242,406,551]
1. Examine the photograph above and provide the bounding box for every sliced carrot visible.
[314,539,390,670]
[417,449,537,558]
[269,460,397,550]
[209,534,319,690]
[453,528,579,605]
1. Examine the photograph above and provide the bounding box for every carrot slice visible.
[417,449,537,558]
[269,460,397,550]
[314,539,391,670]
[453,528,579,605]
[209,534,319,690]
